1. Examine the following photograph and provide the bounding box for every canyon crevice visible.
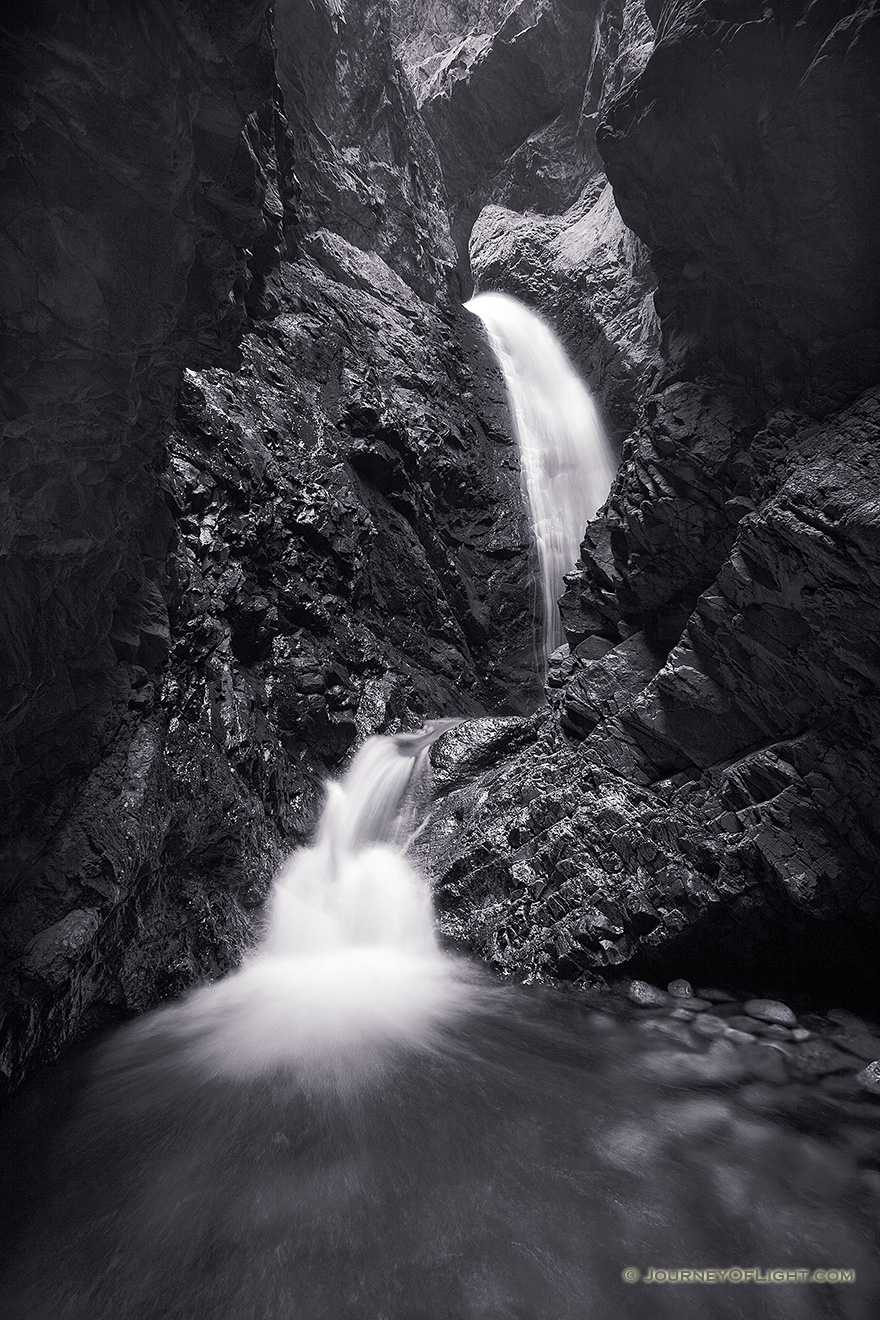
[1,0,879,1099]
[420,0,880,994]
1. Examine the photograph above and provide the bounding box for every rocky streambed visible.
[611,980,880,1103]
[2,959,879,1319]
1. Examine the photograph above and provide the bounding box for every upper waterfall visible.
[465,292,616,659]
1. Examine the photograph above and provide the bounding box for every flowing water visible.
[2,730,879,1320]
[466,292,616,658]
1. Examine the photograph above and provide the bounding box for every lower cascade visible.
[2,727,878,1319]
[136,724,474,1089]
[466,292,617,658]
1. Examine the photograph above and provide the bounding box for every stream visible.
[2,730,878,1319]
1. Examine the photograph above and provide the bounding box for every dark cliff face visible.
[0,0,535,1098]
[0,0,278,1093]
[599,0,880,385]
[1,0,275,853]
[398,0,660,447]
[399,0,602,257]
[423,0,880,998]
[275,0,461,301]
[2,0,879,1097]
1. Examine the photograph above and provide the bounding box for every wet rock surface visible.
[3,0,880,1101]
[396,0,660,444]
[425,385,880,984]
[422,2,880,999]
[601,980,880,1127]
[0,0,535,1098]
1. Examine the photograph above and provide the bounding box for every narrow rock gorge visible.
[1,0,536,1097]
[2,0,879,1110]
[419,0,880,1004]
[3,2,880,1315]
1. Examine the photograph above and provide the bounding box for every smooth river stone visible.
[723,1027,756,1046]
[726,1015,763,1036]
[743,998,797,1027]
[855,1061,880,1095]
[627,980,669,1008]
[696,988,737,1003]
[692,1014,728,1037]
[832,1032,880,1062]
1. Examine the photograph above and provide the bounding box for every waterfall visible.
[6,751,878,1320]
[466,292,616,659]
[138,722,473,1089]
[264,723,459,961]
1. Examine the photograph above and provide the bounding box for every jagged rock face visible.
[275,0,460,301]
[0,0,534,1098]
[0,0,281,1091]
[422,2,880,994]
[164,234,535,829]
[427,387,880,991]
[403,0,601,253]
[430,390,880,992]
[393,0,521,72]
[399,0,659,445]
[0,0,275,843]
[560,376,761,651]
[599,0,880,382]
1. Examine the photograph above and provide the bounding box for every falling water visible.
[466,291,616,658]
[3,723,879,1319]
[138,720,472,1089]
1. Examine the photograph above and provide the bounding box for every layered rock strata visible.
[423,0,880,997]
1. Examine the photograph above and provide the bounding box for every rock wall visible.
[423,0,880,1000]
[397,0,660,445]
[276,0,461,300]
[3,0,879,1096]
[0,0,279,1096]
[600,0,880,382]
[0,0,534,1099]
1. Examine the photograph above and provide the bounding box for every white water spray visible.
[136,723,474,1089]
[466,292,616,658]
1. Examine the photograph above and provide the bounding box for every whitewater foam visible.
[127,727,475,1089]
[466,291,616,658]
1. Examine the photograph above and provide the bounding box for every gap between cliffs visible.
[2,0,880,1102]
